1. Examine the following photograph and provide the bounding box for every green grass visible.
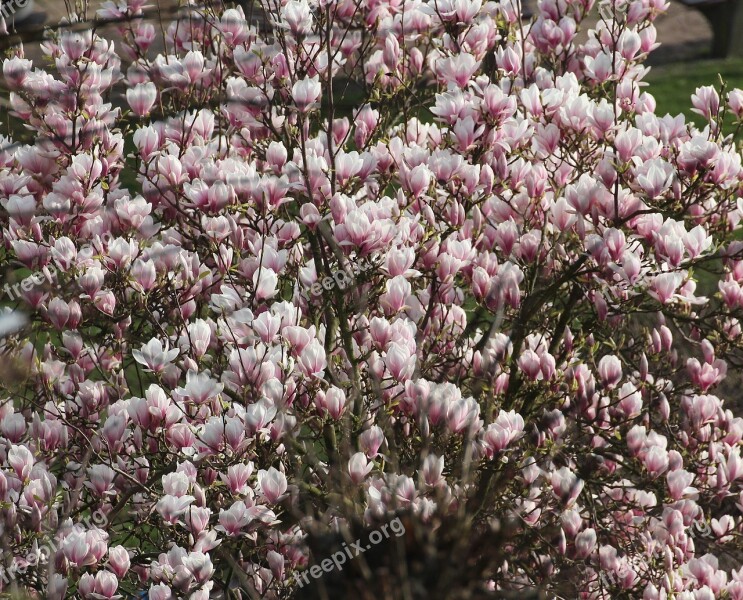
[644,58,743,296]
[645,58,743,132]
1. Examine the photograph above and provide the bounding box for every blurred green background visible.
[647,58,743,133]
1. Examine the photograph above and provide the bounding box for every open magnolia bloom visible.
[1,0,743,599]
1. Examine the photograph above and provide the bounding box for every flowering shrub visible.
[2,0,743,597]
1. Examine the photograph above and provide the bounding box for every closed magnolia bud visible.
[556,527,567,555]
[348,452,373,484]
[561,509,582,538]
[107,546,130,578]
[67,300,82,329]
[267,550,284,581]
[47,298,70,330]
[422,454,444,487]
[94,290,116,316]
[360,425,385,458]
[126,82,157,116]
[193,483,207,507]
[314,387,346,420]
[266,141,287,170]
[574,528,596,558]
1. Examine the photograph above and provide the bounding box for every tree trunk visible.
[697,0,742,58]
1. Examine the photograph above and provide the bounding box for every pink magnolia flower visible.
[574,528,596,559]
[691,85,720,120]
[315,386,347,419]
[267,549,285,580]
[182,551,214,584]
[446,397,479,434]
[495,45,520,76]
[127,82,158,117]
[156,494,196,524]
[292,77,321,112]
[167,423,196,452]
[483,409,525,456]
[175,370,223,404]
[221,463,254,495]
[635,158,674,198]
[266,141,288,170]
[162,472,191,497]
[437,52,481,88]
[298,340,327,378]
[667,469,698,501]
[348,452,374,484]
[380,276,411,314]
[384,342,416,381]
[728,89,743,118]
[2,57,32,89]
[132,338,180,373]
[280,0,313,36]
[131,259,157,292]
[561,510,583,539]
[598,355,622,389]
[148,585,174,600]
[216,501,253,536]
[643,445,669,478]
[133,125,161,159]
[551,467,584,506]
[46,298,71,330]
[421,454,445,487]
[107,546,131,579]
[183,507,212,537]
[47,574,68,600]
[719,448,743,486]
[518,349,542,381]
[360,426,385,458]
[252,312,281,344]
[421,0,482,23]
[85,464,117,496]
[62,530,108,568]
[186,319,211,358]
[2,413,26,443]
[257,467,287,503]
[253,268,278,300]
[649,272,683,304]
[94,572,120,600]
[8,444,34,480]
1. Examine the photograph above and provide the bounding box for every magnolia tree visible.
[1,0,743,597]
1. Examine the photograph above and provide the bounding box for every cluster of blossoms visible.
[1,0,743,597]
